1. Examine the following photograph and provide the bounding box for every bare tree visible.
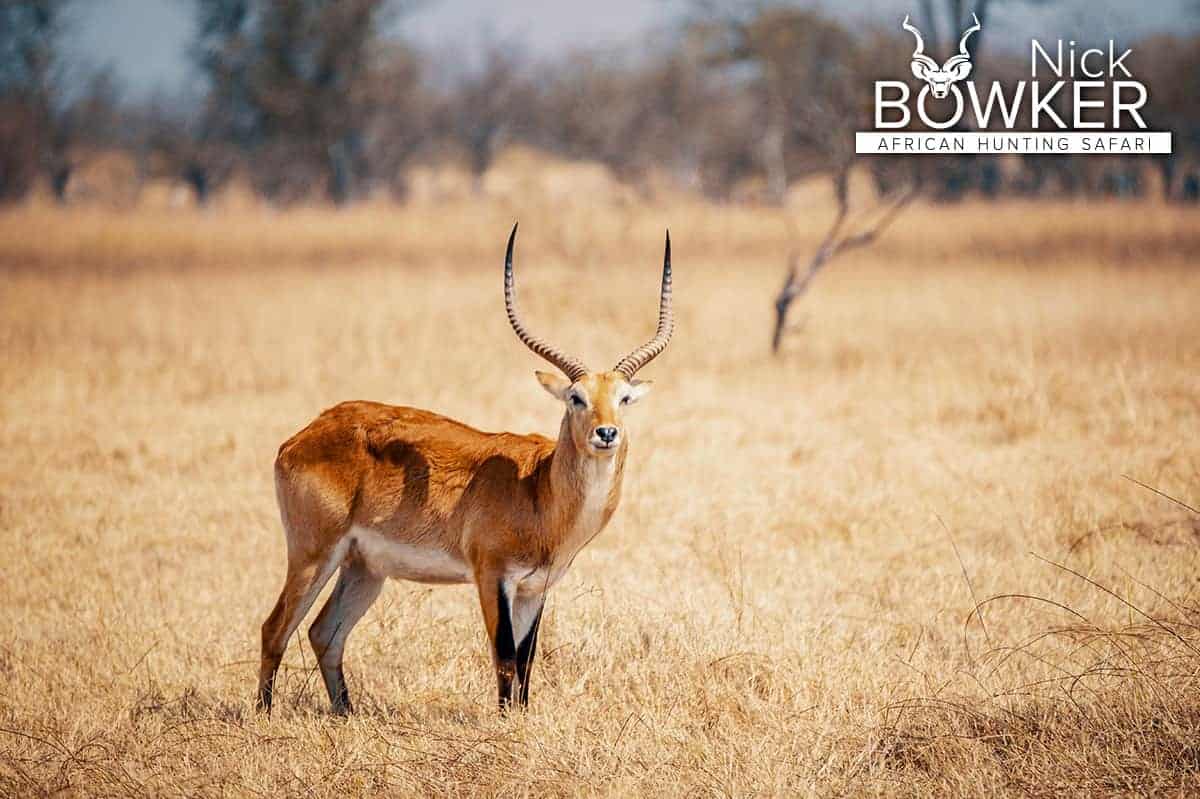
[772,169,917,354]
[682,4,922,352]
[188,0,256,201]
[255,0,391,203]
[528,42,742,196]
[918,0,1054,63]
[0,0,70,202]
[360,40,428,200]
[191,0,405,205]
[691,6,863,204]
[533,51,645,182]
[1138,33,1200,202]
[440,44,536,190]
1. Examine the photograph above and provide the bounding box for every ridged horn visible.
[613,230,674,379]
[504,223,590,382]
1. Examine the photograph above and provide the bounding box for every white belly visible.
[349,526,472,584]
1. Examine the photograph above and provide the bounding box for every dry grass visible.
[1,193,1199,797]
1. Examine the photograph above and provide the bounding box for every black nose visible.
[595,426,618,444]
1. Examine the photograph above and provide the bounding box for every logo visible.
[903,13,980,99]
[855,14,1172,155]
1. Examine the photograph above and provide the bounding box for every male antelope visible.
[257,225,673,714]
[903,13,981,99]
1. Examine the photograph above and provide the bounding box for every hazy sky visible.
[67,0,1195,98]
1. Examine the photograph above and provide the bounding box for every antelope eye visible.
[570,395,587,409]
[619,395,631,406]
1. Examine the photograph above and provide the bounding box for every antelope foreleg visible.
[515,601,545,707]
[475,572,519,710]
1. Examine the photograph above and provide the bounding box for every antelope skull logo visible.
[903,13,981,99]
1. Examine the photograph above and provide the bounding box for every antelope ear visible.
[625,379,653,404]
[536,371,572,400]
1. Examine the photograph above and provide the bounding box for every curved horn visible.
[902,15,926,58]
[504,223,590,382]
[957,13,981,57]
[613,231,674,379]
[942,53,972,71]
[911,52,940,75]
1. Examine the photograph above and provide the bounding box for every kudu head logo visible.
[902,13,981,99]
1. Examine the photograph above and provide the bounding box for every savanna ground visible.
[1,188,1199,797]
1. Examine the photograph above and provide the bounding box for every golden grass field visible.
[1,192,1199,796]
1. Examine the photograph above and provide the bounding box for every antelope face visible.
[912,59,973,99]
[537,371,652,456]
[505,223,671,457]
[903,14,980,100]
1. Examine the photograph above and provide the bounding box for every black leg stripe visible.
[495,579,516,662]
[517,604,543,706]
[516,605,543,665]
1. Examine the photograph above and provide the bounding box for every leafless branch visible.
[771,171,917,353]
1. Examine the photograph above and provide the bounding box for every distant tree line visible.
[1,0,1198,206]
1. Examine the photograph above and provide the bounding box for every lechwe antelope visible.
[257,224,674,714]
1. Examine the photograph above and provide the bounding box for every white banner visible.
[855,132,1172,155]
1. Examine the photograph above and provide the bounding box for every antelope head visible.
[903,13,981,99]
[504,224,672,457]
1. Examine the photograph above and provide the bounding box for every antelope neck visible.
[536,415,625,534]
